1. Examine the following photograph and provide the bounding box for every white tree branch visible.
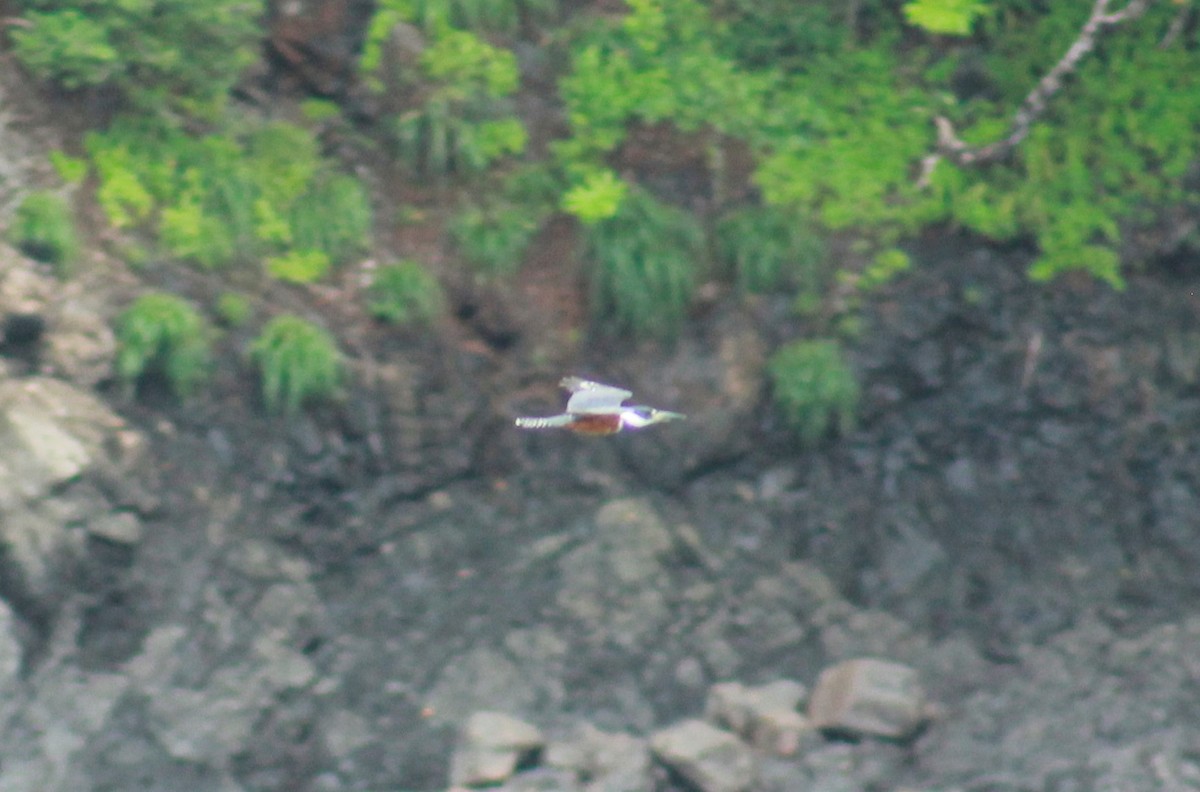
[919,0,1154,184]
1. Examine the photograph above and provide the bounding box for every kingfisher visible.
[515,377,685,435]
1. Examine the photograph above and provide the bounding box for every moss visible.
[769,339,858,446]
[10,191,78,273]
[367,261,445,325]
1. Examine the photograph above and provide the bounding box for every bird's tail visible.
[515,415,572,429]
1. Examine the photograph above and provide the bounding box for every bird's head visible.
[619,406,686,430]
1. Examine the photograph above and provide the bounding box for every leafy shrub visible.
[715,205,825,294]
[367,261,445,324]
[251,315,342,414]
[266,250,332,284]
[116,293,212,399]
[859,247,912,291]
[288,174,373,263]
[925,2,1200,286]
[769,339,858,446]
[49,151,87,184]
[10,191,78,271]
[903,0,990,35]
[561,168,628,225]
[584,187,703,339]
[362,0,557,48]
[84,118,372,271]
[375,27,527,176]
[215,292,252,327]
[750,46,937,232]
[451,201,540,277]
[555,0,769,165]
[708,0,848,68]
[11,0,265,117]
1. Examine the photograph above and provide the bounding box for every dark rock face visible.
[3,230,1200,792]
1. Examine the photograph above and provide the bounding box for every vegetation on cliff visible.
[7,0,1195,434]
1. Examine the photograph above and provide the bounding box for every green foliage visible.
[215,292,253,327]
[556,0,769,165]
[266,250,332,284]
[300,99,342,122]
[116,293,212,399]
[362,0,556,47]
[11,0,265,117]
[584,187,703,339]
[707,0,849,68]
[84,118,371,271]
[367,260,445,324]
[451,201,540,277]
[751,46,937,231]
[251,315,342,415]
[561,168,628,225]
[927,2,1200,285]
[860,247,912,290]
[769,338,858,446]
[49,151,87,184]
[380,27,527,175]
[10,190,78,271]
[903,0,990,35]
[287,174,373,264]
[715,205,825,294]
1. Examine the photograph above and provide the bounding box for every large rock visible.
[705,680,813,756]
[0,599,21,701]
[0,248,119,385]
[545,724,652,792]
[807,658,928,740]
[124,579,321,764]
[556,499,674,649]
[649,719,757,792]
[449,711,544,787]
[0,377,141,598]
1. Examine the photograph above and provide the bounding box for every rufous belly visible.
[566,413,622,435]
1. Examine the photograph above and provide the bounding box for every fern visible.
[769,339,859,447]
[585,187,703,339]
[251,315,342,415]
[116,293,212,399]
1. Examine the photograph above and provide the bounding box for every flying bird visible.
[515,377,685,435]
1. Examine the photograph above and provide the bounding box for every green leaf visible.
[903,0,990,36]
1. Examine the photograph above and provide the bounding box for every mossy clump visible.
[769,338,859,446]
[367,261,445,325]
[116,293,212,399]
[11,191,78,272]
[450,202,540,278]
[251,315,342,415]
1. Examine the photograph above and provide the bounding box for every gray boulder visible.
[807,658,928,740]
[450,711,544,787]
[649,719,757,792]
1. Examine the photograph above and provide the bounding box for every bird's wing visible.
[560,377,632,413]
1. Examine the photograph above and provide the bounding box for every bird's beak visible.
[654,410,686,423]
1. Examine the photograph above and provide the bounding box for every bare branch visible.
[929,0,1154,172]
